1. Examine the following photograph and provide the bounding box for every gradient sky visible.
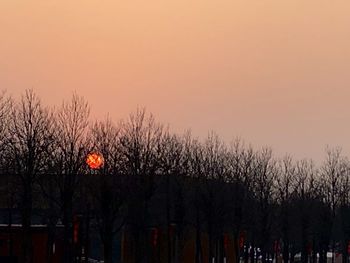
[1,0,350,162]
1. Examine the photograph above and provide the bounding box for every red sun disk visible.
[86,152,104,169]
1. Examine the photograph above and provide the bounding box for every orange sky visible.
[1,0,350,162]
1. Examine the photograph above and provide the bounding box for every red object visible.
[0,224,64,263]
[151,228,158,247]
[239,232,244,249]
[169,224,175,238]
[274,241,280,253]
[73,216,79,244]
[86,152,104,169]
[224,234,229,250]
[307,243,312,255]
[347,241,350,254]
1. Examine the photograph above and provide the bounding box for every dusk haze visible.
[2,1,350,161]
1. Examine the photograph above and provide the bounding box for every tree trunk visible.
[208,223,214,263]
[290,245,295,263]
[63,199,73,263]
[282,239,289,263]
[46,218,56,263]
[301,217,308,263]
[103,233,114,263]
[319,248,326,263]
[233,233,240,263]
[166,174,172,263]
[261,251,267,263]
[342,240,348,263]
[84,209,90,263]
[21,184,33,263]
[243,242,249,263]
[7,203,14,258]
[250,242,255,263]
[311,240,316,263]
[196,206,203,263]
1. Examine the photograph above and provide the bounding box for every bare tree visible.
[320,147,348,263]
[0,91,15,258]
[119,108,164,263]
[7,89,54,263]
[199,133,230,263]
[0,90,12,178]
[181,133,205,263]
[175,132,205,263]
[52,93,90,263]
[158,131,190,263]
[252,148,277,263]
[0,90,12,156]
[294,159,319,263]
[275,156,296,263]
[226,139,255,263]
[87,117,126,263]
[337,159,350,263]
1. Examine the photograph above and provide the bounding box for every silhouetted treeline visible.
[1,90,350,263]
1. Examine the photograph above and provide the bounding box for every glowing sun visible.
[86,152,104,169]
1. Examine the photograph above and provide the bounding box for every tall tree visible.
[320,148,347,263]
[0,91,14,258]
[0,90,12,160]
[252,148,277,263]
[337,159,350,263]
[275,156,296,263]
[159,132,189,263]
[52,93,90,263]
[294,159,318,263]
[226,139,255,263]
[7,90,54,263]
[186,137,206,263]
[88,117,126,263]
[200,133,230,263]
[120,108,164,263]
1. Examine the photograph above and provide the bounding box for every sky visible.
[1,0,350,162]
